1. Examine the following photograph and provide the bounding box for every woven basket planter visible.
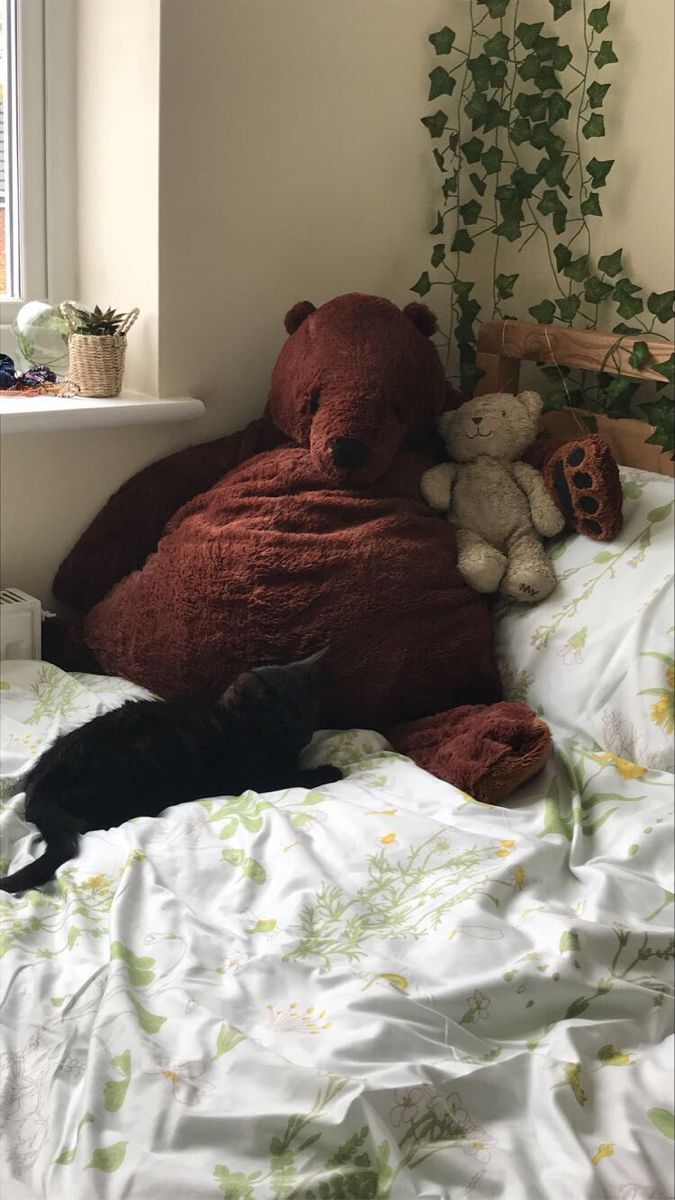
[61,305,139,397]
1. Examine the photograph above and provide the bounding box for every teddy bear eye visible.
[309,388,321,414]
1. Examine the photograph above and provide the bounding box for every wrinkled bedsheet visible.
[0,656,673,1200]
[2,467,674,1199]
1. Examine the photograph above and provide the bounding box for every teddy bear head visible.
[266,293,451,484]
[438,390,543,464]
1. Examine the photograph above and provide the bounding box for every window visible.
[0,0,75,320]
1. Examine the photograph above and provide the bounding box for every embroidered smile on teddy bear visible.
[422,390,566,603]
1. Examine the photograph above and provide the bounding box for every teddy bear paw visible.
[500,565,556,604]
[532,504,566,540]
[459,550,507,594]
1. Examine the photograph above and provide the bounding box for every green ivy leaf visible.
[613,278,644,320]
[462,136,484,164]
[653,353,675,385]
[613,322,642,335]
[587,157,614,188]
[564,255,591,283]
[647,290,675,323]
[481,145,503,174]
[515,91,548,121]
[628,341,652,369]
[442,175,458,198]
[595,39,618,68]
[582,112,606,139]
[640,396,674,454]
[432,149,445,172]
[554,243,572,271]
[510,117,533,146]
[86,1142,128,1173]
[585,276,614,303]
[557,295,581,322]
[431,243,446,267]
[549,0,572,19]
[459,200,482,226]
[516,21,544,48]
[470,172,487,195]
[489,60,509,87]
[587,80,611,108]
[454,280,475,299]
[429,27,456,55]
[428,66,456,100]
[552,44,573,71]
[538,190,568,233]
[478,0,510,16]
[451,229,475,253]
[549,93,572,124]
[411,272,432,297]
[429,211,444,235]
[588,2,610,32]
[467,94,510,133]
[598,247,622,276]
[468,54,492,91]
[530,300,556,324]
[581,192,602,217]
[495,272,519,299]
[484,31,510,59]
[511,167,540,199]
[647,1108,675,1141]
[421,111,448,139]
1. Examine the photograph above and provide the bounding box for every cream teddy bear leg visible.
[456,529,507,594]
[500,531,556,603]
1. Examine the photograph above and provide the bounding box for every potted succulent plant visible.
[60,303,140,397]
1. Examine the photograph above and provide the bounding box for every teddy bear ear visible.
[402,302,438,337]
[284,301,316,335]
[516,390,543,422]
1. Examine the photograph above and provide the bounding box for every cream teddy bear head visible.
[438,390,543,464]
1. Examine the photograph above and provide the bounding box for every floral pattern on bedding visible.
[0,653,673,1200]
[496,467,675,773]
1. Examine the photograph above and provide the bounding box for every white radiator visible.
[0,588,42,660]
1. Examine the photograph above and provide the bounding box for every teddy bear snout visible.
[472,416,483,426]
[331,438,370,469]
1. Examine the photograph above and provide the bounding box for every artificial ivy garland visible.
[415,0,674,453]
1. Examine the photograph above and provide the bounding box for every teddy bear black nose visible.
[332,438,370,469]
[472,416,483,426]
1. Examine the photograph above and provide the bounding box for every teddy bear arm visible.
[54,415,284,612]
[512,461,566,539]
[420,462,457,511]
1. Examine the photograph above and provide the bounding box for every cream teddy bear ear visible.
[515,390,543,422]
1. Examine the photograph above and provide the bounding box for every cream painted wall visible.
[158,0,447,415]
[1,0,672,607]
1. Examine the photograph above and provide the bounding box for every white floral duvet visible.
[0,468,673,1200]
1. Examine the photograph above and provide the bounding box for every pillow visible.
[495,466,674,772]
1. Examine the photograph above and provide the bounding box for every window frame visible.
[1,0,76,324]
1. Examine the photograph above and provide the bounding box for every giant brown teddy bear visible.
[53,294,622,803]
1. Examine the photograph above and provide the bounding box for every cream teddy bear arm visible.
[421,462,457,512]
[512,461,566,538]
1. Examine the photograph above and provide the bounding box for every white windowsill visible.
[0,390,206,434]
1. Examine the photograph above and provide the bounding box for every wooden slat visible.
[540,410,674,477]
[478,320,674,382]
[474,351,520,397]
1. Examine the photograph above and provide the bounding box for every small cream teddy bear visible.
[421,390,565,603]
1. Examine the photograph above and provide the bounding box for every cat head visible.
[219,648,326,755]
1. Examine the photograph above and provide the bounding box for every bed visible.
[1,324,673,1200]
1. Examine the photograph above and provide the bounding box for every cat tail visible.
[0,829,80,894]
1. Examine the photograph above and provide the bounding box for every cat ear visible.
[218,648,327,709]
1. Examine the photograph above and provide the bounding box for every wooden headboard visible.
[475,320,674,477]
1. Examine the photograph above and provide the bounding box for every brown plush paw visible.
[387,702,552,804]
[544,436,623,542]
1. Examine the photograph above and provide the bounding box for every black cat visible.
[0,651,341,894]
